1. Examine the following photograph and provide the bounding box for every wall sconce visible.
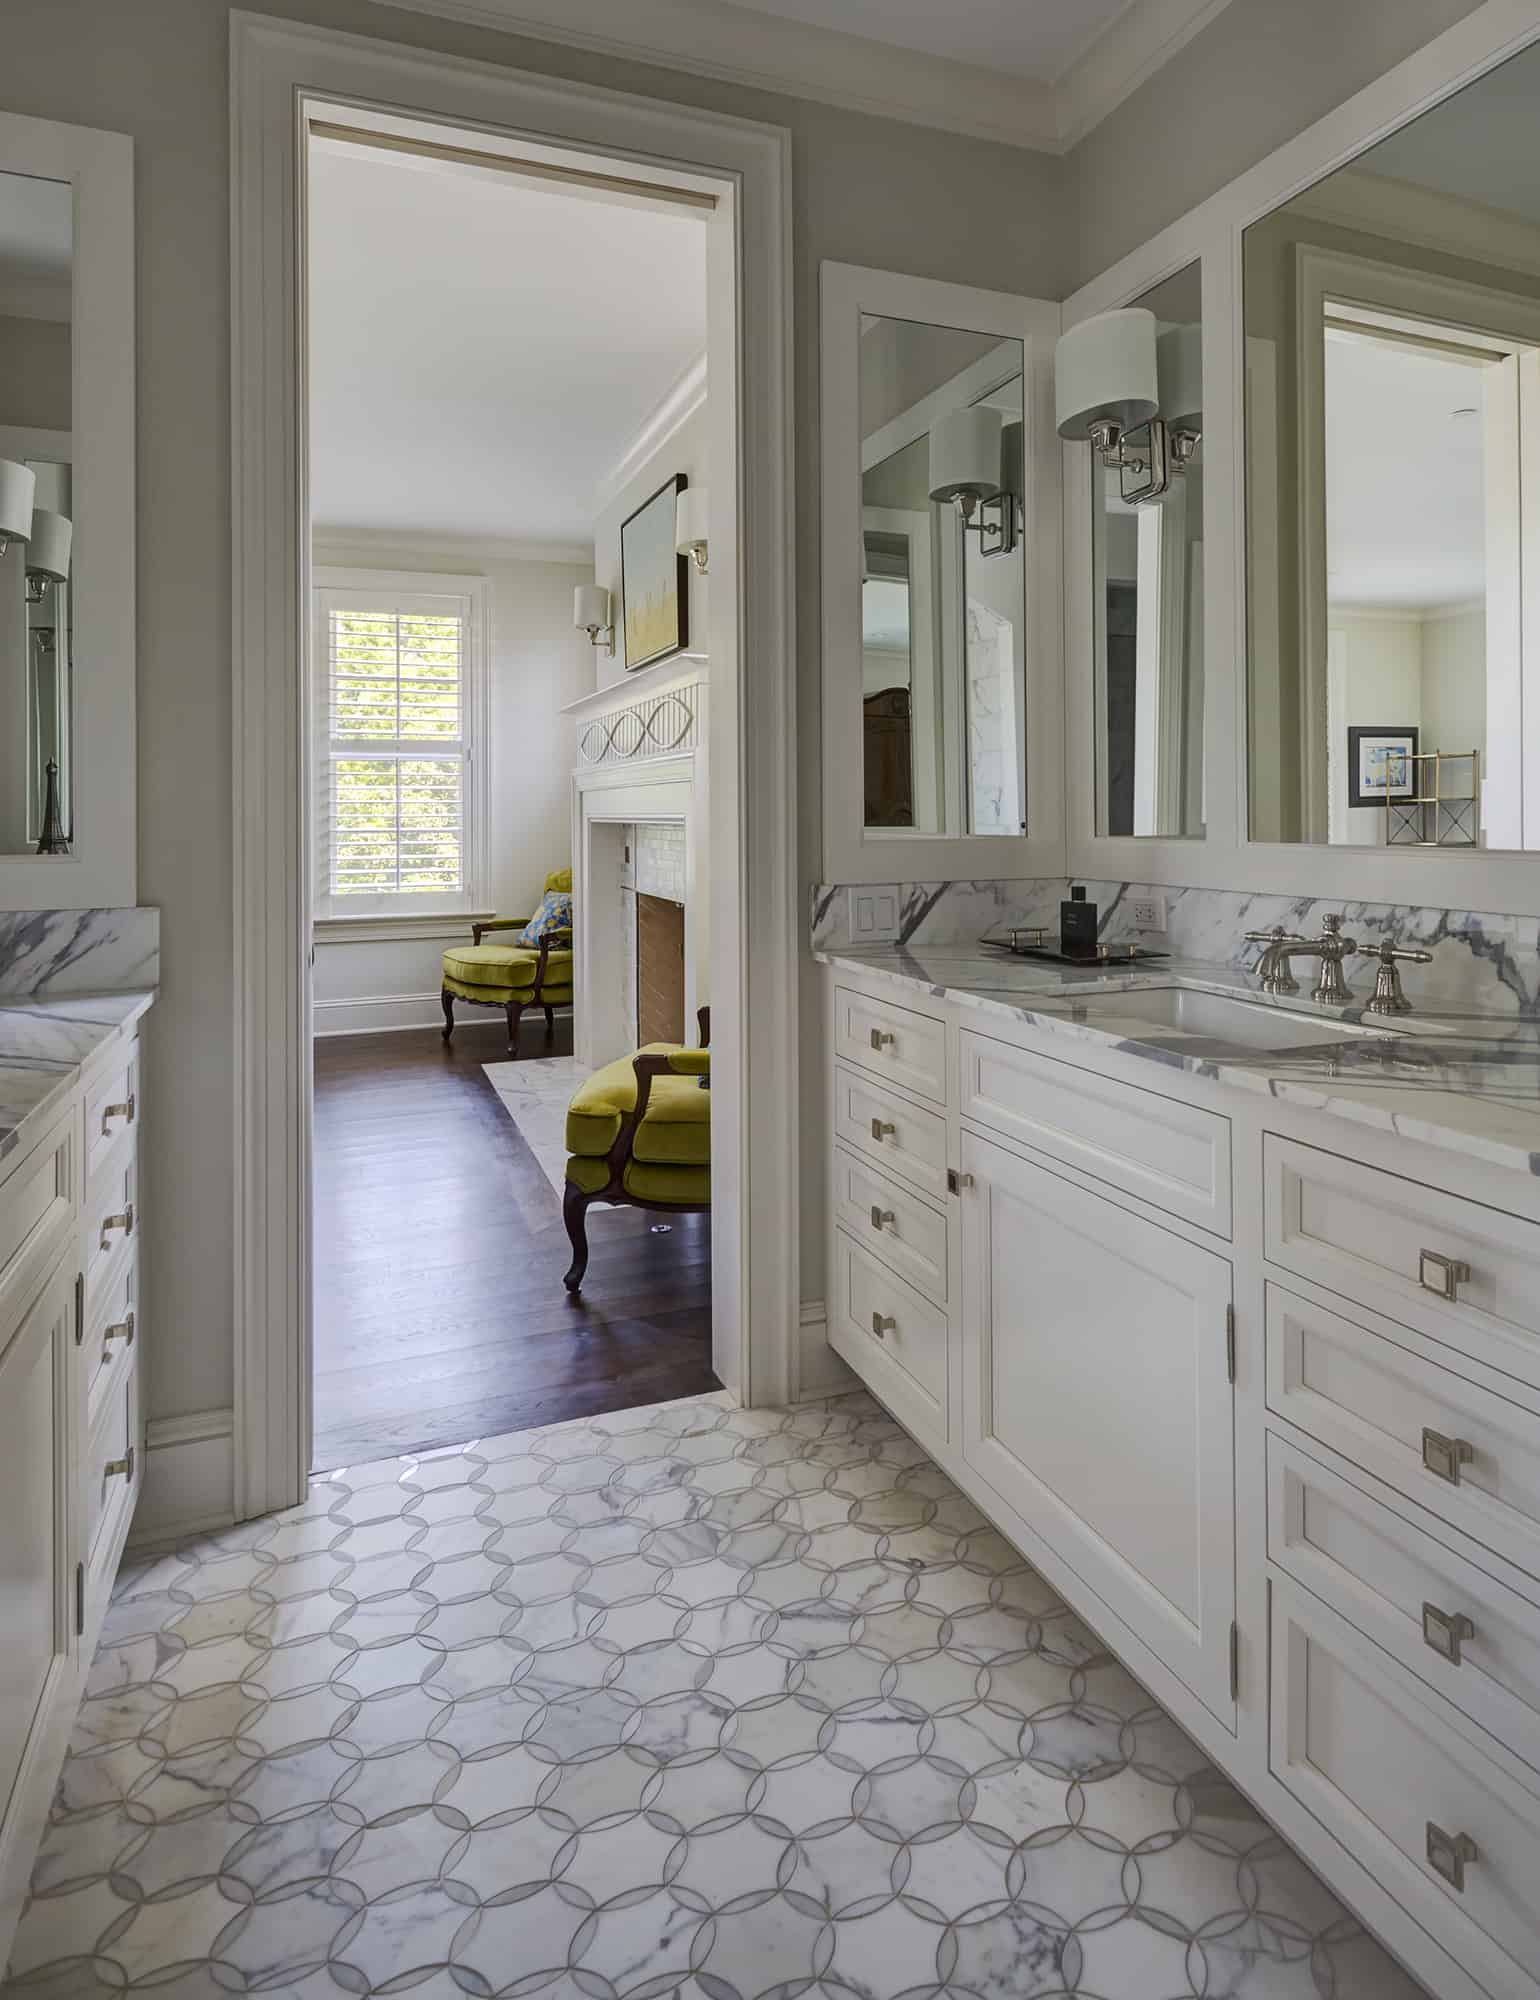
[675,487,709,575]
[573,582,614,656]
[928,406,1016,557]
[0,457,37,556]
[1055,307,1202,506]
[25,510,71,604]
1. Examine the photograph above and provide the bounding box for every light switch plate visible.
[850,887,901,945]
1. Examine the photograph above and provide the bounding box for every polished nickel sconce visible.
[927,406,1021,558]
[1055,308,1202,506]
[573,582,615,656]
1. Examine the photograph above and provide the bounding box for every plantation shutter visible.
[314,587,475,912]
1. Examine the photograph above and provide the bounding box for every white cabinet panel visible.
[959,1130,1236,1722]
[832,1062,949,1203]
[831,1143,950,1307]
[1272,1576,1540,1997]
[833,984,948,1105]
[1266,1281,1540,1582]
[1265,1134,1540,1391]
[829,1227,949,1450]
[961,1029,1231,1236]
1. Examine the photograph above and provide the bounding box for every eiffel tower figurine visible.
[36,758,69,855]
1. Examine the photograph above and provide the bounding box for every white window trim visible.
[311,565,489,926]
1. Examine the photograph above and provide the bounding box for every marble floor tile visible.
[482,1053,592,1195]
[6,1389,1429,1998]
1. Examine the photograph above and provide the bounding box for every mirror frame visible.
[0,112,134,910]
[1061,0,1540,915]
[819,260,1064,886]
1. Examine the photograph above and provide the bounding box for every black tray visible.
[980,934,1169,967]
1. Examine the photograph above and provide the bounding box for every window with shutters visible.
[312,574,486,917]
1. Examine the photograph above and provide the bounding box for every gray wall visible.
[0,0,1071,1433]
[0,313,70,428]
[1068,0,1488,287]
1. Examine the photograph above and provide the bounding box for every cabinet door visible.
[960,1130,1236,1721]
[0,1261,72,1848]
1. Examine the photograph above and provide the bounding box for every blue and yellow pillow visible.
[521,890,573,945]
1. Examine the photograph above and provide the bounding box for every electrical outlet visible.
[850,887,901,945]
[1130,894,1167,932]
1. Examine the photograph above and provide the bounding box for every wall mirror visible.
[821,264,1062,887]
[1246,39,1540,849]
[1086,261,1205,839]
[0,167,73,855]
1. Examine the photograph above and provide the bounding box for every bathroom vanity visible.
[820,942,1540,2000]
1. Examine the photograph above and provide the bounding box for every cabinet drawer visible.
[960,1029,1231,1237]
[1269,1434,1540,1780]
[83,1252,137,1431]
[1272,1575,1540,1995]
[0,1106,77,1337]
[829,1228,948,1447]
[84,1042,139,1185]
[1266,1282,1540,1582]
[833,1062,949,1203]
[834,985,947,1106]
[1265,1134,1540,1390]
[82,1346,138,1587]
[83,1151,136,1309]
[831,1143,949,1307]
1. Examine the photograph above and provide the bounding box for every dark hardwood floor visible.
[311,1014,716,1471]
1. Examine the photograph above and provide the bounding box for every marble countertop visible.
[815,943,1540,1180]
[0,990,155,1167]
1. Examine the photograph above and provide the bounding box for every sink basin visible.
[1070,987,1392,1054]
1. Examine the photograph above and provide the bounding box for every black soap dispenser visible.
[1060,884,1098,959]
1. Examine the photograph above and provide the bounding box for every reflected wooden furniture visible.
[441,867,573,1054]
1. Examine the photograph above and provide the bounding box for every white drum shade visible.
[26,509,72,584]
[1055,308,1159,439]
[1158,323,1203,430]
[928,406,1003,505]
[0,458,37,545]
[573,582,611,632]
[675,487,708,553]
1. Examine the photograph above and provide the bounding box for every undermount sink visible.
[1070,986,1394,1053]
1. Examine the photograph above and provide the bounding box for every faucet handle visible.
[1364,937,1432,1015]
[1374,938,1433,966]
[1244,926,1294,944]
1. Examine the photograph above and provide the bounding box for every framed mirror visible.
[821,263,1062,885]
[0,113,134,910]
[1245,38,1540,852]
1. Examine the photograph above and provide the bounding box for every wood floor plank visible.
[311,1017,717,1469]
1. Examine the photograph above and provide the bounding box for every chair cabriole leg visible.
[562,1184,591,1292]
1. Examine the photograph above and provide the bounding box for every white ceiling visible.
[706,0,1131,83]
[1325,329,1488,610]
[307,140,707,544]
[1363,41,1540,227]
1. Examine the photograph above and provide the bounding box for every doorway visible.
[231,19,798,1517]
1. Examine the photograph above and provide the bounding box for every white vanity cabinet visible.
[0,1013,148,1964]
[822,962,1540,2000]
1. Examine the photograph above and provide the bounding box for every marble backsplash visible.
[811,878,1540,1017]
[0,906,160,996]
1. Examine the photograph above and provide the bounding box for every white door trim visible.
[230,10,796,1516]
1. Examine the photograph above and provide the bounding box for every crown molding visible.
[364,0,1235,153]
[594,350,708,513]
[312,525,595,566]
[1289,167,1540,282]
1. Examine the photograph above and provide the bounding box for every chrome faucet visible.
[1363,937,1433,1016]
[1245,914,1358,1006]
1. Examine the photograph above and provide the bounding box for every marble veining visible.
[0,992,154,1163]
[816,943,1540,1179]
[811,878,1540,1019]
[0,907,160,999]
[7,1390,1425,1997]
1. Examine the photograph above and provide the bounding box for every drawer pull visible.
[101,1094,136,1136]
[1422,1427,1475,1486]
[870,1118,895,1141]
[869,1206,894,1232]
[104,1446,135,1482]
[1425,1822,1478,1893]
[103,1312,136,1351]
[1419,1249,1471,1301]
[871,1312,895,1340]
[100,1203,134,1250]
[1422,1601,1476,1666]
[869,1028,896,1051]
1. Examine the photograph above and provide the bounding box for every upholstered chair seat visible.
[440,868,573,1052]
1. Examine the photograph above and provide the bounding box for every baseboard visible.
[130,1407,237,1546]
[796,1300,856,1401]
[313,991,445,1036]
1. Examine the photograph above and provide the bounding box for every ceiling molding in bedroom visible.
[365,0,1237,154]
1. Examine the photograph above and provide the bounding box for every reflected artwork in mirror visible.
[1088,262,1205,839]
[859,315,1026,836]
[1246,39,1540,848]
[0,165,73,856]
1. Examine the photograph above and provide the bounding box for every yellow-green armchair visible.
[561,1008,710,1292]
[441,867,573,1053]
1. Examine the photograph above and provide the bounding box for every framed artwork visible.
[621,473,689,671]
[1347,725,1419,809]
